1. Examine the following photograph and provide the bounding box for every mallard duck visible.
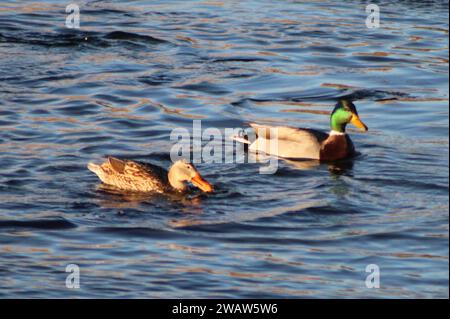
[233,100,368,161]
[88,157,214,193]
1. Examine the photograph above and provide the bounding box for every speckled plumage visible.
[88,158,173,193]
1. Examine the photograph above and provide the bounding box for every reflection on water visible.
[282,157,355,174]
[95,183,206,209]
[283,159,322,170]
[0,0,448,298]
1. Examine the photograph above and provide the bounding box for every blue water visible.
[0,0,448,298]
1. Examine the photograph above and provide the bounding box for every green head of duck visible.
[330,100,368,133]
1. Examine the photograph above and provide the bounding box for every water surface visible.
[0,0,448,298]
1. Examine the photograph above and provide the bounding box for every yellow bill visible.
[351,114,368,132]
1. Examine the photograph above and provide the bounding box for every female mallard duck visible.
[88,157,214,193]
[233,100,368,161]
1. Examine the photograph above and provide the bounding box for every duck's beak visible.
[191,173,214,193]
[351,114,368,132]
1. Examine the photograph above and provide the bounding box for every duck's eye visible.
[185,165,191,170]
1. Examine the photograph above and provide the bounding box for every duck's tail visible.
[230,134,250,144]
[87,162,102,176]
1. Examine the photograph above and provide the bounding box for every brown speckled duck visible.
[88,157,214,193]
[233,100,368,161]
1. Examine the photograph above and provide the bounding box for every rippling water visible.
[0,0,448,298]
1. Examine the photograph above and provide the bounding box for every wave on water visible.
[237,87,414,106]
[0,30,169,48]
[0,0,448,299]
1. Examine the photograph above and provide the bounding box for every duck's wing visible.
[89,157,171,192]
[106,157,169,188]
[250,123,328,142]
[132,161,169,184]
[107,157,166,176]
[108,157,126,173]
[249,123,329,159]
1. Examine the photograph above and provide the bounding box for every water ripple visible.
[0,0,448,298]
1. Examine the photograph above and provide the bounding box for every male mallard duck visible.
[233,100,368,161]
[88,157,214,193]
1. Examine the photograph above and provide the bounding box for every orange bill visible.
[351,114,368,131]
[191,174,214,193]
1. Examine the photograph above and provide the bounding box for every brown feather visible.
[320,134,355,161]
[108,157,126,174]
